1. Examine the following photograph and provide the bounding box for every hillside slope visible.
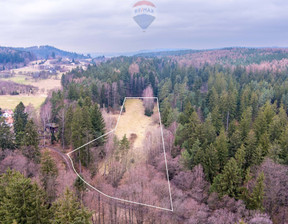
[0,47,35,70]
[16,45,89,60]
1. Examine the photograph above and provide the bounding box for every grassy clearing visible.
[115,99,154,148]
[99,98,160,175]
[29,79,61,92]
[114,99,160,161]
[1,75,32,85]
[0,95,47,110]
[0,75,61,93]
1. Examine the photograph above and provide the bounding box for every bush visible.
[145,108,153,117]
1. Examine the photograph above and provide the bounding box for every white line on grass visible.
[156,97,174,211]
[67,97,174,212]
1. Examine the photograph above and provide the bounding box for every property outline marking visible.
[67,97,174,212]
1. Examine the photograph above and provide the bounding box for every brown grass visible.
[114,99,160,161]
[0,95,47,110]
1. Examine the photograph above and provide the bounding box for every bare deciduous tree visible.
[40,101,52,146]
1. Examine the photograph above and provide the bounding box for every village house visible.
[2,109,14,127]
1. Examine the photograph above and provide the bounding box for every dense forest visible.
[0,47,36,70]
[1,50,288,223]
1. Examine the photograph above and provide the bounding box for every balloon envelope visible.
[133,1,156,30]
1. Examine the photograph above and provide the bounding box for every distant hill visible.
[90,48,189,58]
[0,47,36,70]
[16,45,89,60]
[134,49,201,57]
[134,47,288,68]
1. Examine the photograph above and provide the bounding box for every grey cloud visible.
[0,0,288,53]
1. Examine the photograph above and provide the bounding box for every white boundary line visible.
[67,97,174,212]
[156,98,174,211]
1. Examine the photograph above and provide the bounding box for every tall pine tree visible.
[13,102,28,146]
[40,151,59,203]
[90,103,106,146]
[0,117,15,150]
[0,169,51,223]
[210,158,242,198]
[52,188,92,224]
[215,128,229,171]
[21,119,40,162]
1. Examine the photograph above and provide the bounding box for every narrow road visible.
[41,146,72,171]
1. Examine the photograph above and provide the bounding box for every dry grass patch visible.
[0,95,47,110]
[115,99,155,148]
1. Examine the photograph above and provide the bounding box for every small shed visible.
[46,123,59,133]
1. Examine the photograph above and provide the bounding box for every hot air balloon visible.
[133,1,156,31]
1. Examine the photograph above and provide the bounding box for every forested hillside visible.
[137,47,288,69]
[16,45,89,60]
[1,51,288,223]
[55,54,288,223]
[0,47,36,70]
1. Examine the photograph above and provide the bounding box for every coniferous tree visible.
[244,130,257,168]
[229,127,242,157]
[52,188,92,224]
[181,139,202,169]
[63,105,73,147]
[249,172,265,211]
[215,128,229,171]
[71,107,84,149]
[21,119,40,162]
[179,111,201,149]
[199,114,217,147]
[82,106,93,166]
[241,172,265,211]
[280,125,288,164]
[239,107,252,140]
[90,103,106,146]
[100,84,106,108]
[161,100,174,127]
[235,145,246,178]
[71,107,85,169]
[91,83,99,103]
[40,151,58,203]
[0,117,15,150]
[202,144,219,183]
[258,131,269,156]
[207,87,218,111]
[119,134,130,154]
[0,169,51,223]
[210,158,242,198]
[178,101,194,125]
[211,105,223,134]
[74,176,86,203]
[254,102,276,140]
[13,102,28,146]
[269,113,285,142]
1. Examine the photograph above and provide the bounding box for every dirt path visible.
[42,146,72,171]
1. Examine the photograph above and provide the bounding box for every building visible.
[1,109,14,127]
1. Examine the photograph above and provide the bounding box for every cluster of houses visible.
[1,109,14,127]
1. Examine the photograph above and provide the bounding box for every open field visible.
[0,74,61,92]
[114,98,160,161]
[29,79,61,92]
[2,75,32,85]
[0,58,91,95]
[0,95,47,110]
[115,99,156,148]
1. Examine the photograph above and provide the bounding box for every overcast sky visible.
[1,0,288,54]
